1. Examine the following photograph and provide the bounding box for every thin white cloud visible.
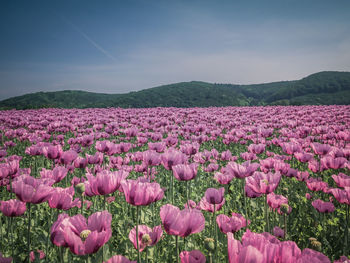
[60,16,117,62]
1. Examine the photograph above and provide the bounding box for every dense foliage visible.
[1,71,350,109]
[0,106,349,263]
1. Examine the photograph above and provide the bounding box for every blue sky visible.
[1,0,350,100]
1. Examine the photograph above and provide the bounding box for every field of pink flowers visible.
[0,106,349,263]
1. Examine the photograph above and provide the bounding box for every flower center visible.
[141,234,152,246]
[80,230,91,241]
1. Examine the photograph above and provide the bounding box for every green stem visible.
[264,194,269,233]
[136,206,141,263]
[242,179,248,229]
[345,204,349,255]
[46,210,53,263]
[10,217,14,260]
[27,203,31,263]
[214,204,217,262]
[175,235,179,263]
[284,213,287,240]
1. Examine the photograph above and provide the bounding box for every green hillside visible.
[0,71,349,109]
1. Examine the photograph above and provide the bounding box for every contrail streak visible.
[61,16,117,62]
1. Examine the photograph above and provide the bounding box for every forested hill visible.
[1,71,350,109]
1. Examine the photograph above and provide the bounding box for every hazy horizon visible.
[1,0,350,100]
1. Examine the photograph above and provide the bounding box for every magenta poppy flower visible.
[48,187,80,210]
[311,143,332,156]
[42,145,62,160]
[160,204,205,237]
[87,170,129,196]
[267,192,288,210]
[30,249,45,262]
[62,211,112,255]
[161,149,187,170]
[172,163,198,181]
[311,199,335,213]
[332,173,350,188]
[95,140,115,154]
[0,199,26,217]
[214,172,234,185]
[306,178,328,192]
[143,150,161,166]
[60,150,78,165]
[198,195,225,213]
[86,152,104,165]
[294,152,313,163]
[240,152,257,161]
[103,255,137,263]
[248,143,266,154]
[320,156,347,170]
[40,166,68,184]
[216,213,249,234]
[294,171,309,182]
[329,187,350,205]
[179,250,206,263]
[245,171,281,195]
[121,179,164,206]
[0,252,12,263]
[205,187,225,205]
[273,226,285,239]
[50,213,72,247]
[297,248,331,263]
[259,158,276,173]
[281,142,302,155]
[128,225,163,252]
[12,175,54,204]
[244,184,262,198]
[224,161,260,179]
[74,156,88,169]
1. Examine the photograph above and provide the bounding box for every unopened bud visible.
[204,238,215,252]
[75,183,85,195]
[280,204,290,214]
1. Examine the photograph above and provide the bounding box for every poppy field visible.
[0,105,349,263]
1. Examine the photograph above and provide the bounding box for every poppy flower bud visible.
[204,238,215,252]
[280,203,290,214]
[309,237,322,251]
[75,183,85,195]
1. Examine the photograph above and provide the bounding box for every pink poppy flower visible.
[86,170,129,196]
[143,150,161,166]
[320,156,347,170]
[42,145,62,160]
[205,187,225,205]
[160,204,205,237]
[267,192,288,210]
[60,150,78,165]
[0,252,12,263]
[161,149,187,170]
[306,178,328,192]
[12,175,54,204]
[245,171,281,195]
[128,225,163,252]
[248,144,266,154]
[62,211,112,255]
[273,226,285,239]
[224,161,259,179]
[216,213,249,234]
[311,199,335,213]
[172,163,198,181]
[310,143,332,156]
[121,179,164,206]
[179,250,206,263]
[294,152,313,163]
[103,255,136,263]
[0,199,26,217]
[328,188,350,205]
[74,156,88,169]
[332,173,350,188]
[30,249,45,262]
[40,166,68,184]
[86,152,104,165]
[48,187,80,210]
